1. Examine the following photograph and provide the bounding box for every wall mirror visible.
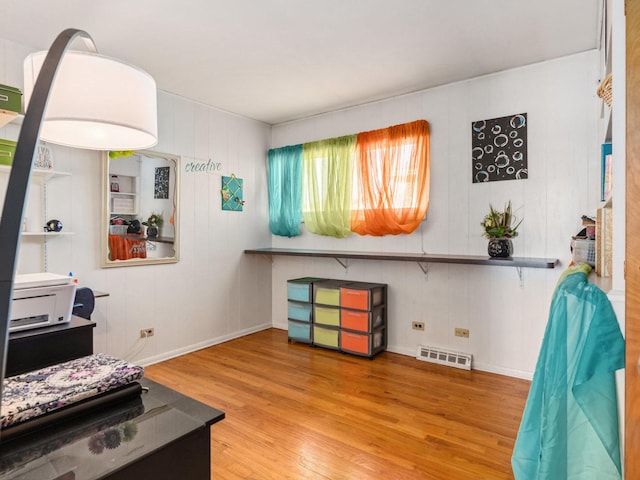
[101,150,180,267]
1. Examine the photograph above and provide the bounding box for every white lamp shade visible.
[24,50,158,151]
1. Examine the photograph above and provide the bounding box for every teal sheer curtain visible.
[512,266,624,479]
[302,135,356,238]
[268,145,303,237]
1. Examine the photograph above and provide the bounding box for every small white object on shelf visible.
[34,143,54,170]
[572,238,596,266]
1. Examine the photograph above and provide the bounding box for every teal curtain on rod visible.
[268,145,303,237]
[512,264,624,479]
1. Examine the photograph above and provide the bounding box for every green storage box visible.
[313,325,339,349]
[314,280,351,306]
[313,305,340,327]
[0,139,16,166]
[0,84,22,114]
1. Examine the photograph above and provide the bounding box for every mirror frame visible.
[101,150,180,268]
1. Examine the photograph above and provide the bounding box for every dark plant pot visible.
[488,238,513,258]
[147,226,158,238]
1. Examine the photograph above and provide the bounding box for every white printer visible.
[10,273,76,332]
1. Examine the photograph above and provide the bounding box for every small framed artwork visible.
[221,174,245,211]
[154,166,170,199]
[472,112,528,183]
[601,142,612,201]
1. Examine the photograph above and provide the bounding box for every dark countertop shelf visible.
[8,315,95,341]
[112,234,174,244]
[0,378,225,479]
[244,247,559,269]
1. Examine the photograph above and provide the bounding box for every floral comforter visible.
[1,353,144,428]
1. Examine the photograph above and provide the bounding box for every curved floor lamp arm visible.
[0,28,96,434]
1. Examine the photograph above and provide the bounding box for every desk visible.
[0,378,225,480]
[7,316,95,377]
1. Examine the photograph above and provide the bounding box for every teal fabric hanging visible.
[268,145,303,237]
[512,265,624,479]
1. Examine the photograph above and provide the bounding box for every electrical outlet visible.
[140,328,154,338]
[454,327,469,338]
[412,321,425,331]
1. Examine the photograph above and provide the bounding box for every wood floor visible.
[144,328,530,480]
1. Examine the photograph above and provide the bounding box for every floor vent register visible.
[416,345,472,371]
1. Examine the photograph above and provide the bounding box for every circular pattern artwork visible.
[472,113,528,183]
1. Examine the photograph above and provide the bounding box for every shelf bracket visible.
[516,267,524,287]
[417,262,429,276]
[260,254,274,264]
[334,257,349,271]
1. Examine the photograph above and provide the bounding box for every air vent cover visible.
[416,345,472,371]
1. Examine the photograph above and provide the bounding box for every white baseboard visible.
[134,322,273,367]
[385,344,533,380]
[261,331,536,381]
[147,322,535,381]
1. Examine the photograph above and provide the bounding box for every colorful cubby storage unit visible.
[287,277,387,359]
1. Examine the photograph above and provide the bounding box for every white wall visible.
[0,35,602,378]
[270,51,601,379]
[0,37,273,366]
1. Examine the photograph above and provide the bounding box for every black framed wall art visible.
[472,113,528,183]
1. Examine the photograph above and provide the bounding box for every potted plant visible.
[143,213,163,238]
[481,201,522,257]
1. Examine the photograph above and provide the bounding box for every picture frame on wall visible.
[154,166,170,199]
[601,142,612,202]
[221,174,244,211]
[471,112,528,183]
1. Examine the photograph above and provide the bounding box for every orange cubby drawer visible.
[340,328,386,356]
[340,305,385,332]
[339,283,386,311]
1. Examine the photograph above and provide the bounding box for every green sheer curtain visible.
[302,135,356,238]
[267,144,303,237]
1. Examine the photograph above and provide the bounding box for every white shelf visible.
[21,232,75,237]
[0,110,19,128]
[0,164,71,179]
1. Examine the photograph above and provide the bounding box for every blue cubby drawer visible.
[287,277,324,302]
[288,320,312,343]
[287,301,312,322]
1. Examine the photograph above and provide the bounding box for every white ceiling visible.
[1,0,602,125]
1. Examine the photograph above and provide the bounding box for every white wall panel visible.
[271,51,600,379]
[0,36,601,378]
[0,37,273,365]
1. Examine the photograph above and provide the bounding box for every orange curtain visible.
[351,119,430,236]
